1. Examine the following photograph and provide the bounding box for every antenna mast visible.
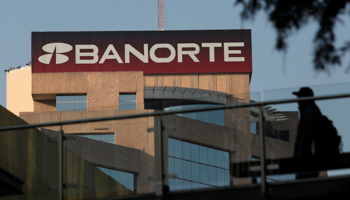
[158,0,164,30]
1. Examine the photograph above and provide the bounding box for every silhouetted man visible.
[293,87,321,179]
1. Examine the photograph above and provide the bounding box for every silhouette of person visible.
[293,87,321,179]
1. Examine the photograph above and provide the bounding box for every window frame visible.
[119,93,137,110]
[56,94,87,111]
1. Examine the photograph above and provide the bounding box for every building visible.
[5,30,296,196]
[0,105,133,199]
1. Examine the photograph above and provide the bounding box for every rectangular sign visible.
[32,30,252,74]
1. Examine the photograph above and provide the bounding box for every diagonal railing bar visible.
[1,93,350,132]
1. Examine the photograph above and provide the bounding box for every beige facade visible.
[6,66,33,116]
[6,66,295,193]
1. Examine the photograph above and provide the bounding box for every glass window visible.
[127,173,134,190]
[77,134,114,144]
[85,134,101,140]
[183,161,192,180]
[183,180,192,190]
[224,169,230,186]
[183,142,191,160]
[200,146,208,164]
[216,150,225,168]
[56,95,87,111]
[169,157,175,174]
[250,114,257,134]
[118,171,128,188]
[75,95,87,101]
[191,182,200,190]
[174,140,182,158]
[208,109,225,126]
[208,166,217,186]
[182,105,196,119]
[74,102,87,110]
[191,163,200,182]
[199,165,208,184]
[175,159,183,179]
[97,167,135,191]
[165,104,225,126]
[195,104,209,122]
[223,152,230,169]
[110,170,118,180]
[207,148,216,166]
[169,138,230,191]
[102,134,114,144]
[62,102,74,111]
[119,93,136,110]
[191,144,199,162]
[62,96,74,101]
[169,178,175,190]
[216,168,225,187]
[174,179,184,191]
[168,138,175,157]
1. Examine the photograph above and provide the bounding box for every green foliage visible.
[235,0,350,72]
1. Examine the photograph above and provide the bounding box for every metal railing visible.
[1,92,350,199]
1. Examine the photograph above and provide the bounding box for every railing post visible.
[258,106,268,197]
[58,125,64,200]
[149,115,175,197]
[155,118,165,197]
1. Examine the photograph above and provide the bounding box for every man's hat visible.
[292,87,314,97]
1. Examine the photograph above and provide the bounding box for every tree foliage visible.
[235,0,350,72]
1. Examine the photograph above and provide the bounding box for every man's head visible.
[293,87,314,107]
[292,87,314,98]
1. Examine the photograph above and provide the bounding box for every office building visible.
[5,30,296,194]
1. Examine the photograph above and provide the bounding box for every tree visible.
[235,0,350,73]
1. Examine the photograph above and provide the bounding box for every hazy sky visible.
[1,0,349,107]
[1,0,350,175]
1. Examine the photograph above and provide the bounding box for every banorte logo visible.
[38,43,73,64]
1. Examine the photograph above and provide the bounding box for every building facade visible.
[6,30,296,194]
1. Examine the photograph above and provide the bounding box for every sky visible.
[1,0,350,173]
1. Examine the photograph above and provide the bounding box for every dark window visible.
[168,138,230,191]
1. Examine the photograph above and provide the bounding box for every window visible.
[77,134,114,144]
[250,114,257,134]
[119,93,136,110]
[56,95,87,111]
[165,104,225,126]
[168,138,230,191]
[97,167,134,191]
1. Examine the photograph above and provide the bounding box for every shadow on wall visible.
[42,128,156,194]
[0,105,133,199]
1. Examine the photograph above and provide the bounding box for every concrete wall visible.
[32,71,145,111]
[20,110,156,194]
[6,66,33,116]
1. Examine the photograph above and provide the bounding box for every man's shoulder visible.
[304,104,321,115]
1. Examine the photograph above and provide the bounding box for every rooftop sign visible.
[32,30,252,74]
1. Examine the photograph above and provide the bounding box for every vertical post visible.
[155,118,164,196]
[258,107,268,196]
[229,151,235,187]
[58,125,64,200]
